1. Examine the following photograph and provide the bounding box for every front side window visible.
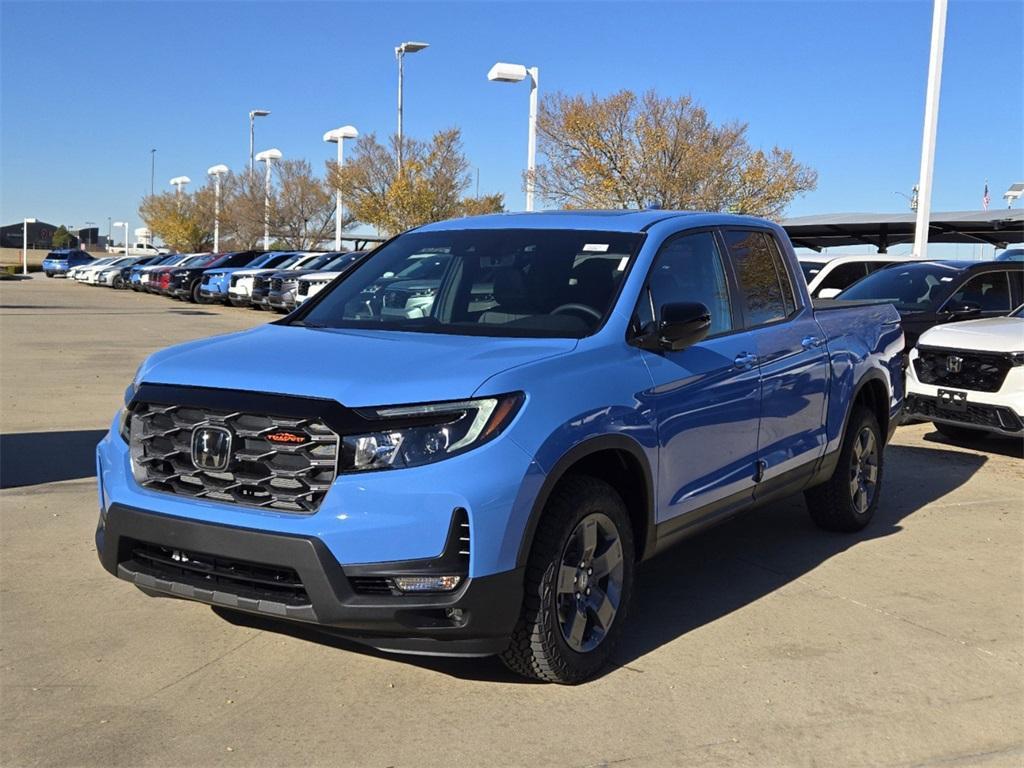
[294,229,644,338]
[723,230,795,326]
[946,271,1013,312]
[637,231,735,336]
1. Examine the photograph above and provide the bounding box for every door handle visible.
[734,352,758,370]
[801,336,824,349]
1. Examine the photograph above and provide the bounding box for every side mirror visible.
[636,302,712,352]
[945,301,982,318]
[816,287,842,300]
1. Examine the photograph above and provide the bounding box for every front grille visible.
[383,289,410,309]
[914,347,1012,393]
[906,395,1023,432]
[230,275,240,288]
[297,282,310,296]
[270,278,284,292]
[349,576,398,595]
[123,540,310,606]
[129,403,340,512]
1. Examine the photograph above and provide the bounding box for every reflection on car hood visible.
[917,316,1024,353]
[139,324,577,407]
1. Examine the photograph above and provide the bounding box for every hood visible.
[139,324,577,407]
[204,266,250,277]
[233,268,278,278]
[269,269,309,280]
[299,271,336,281]
[919,316,1024,353]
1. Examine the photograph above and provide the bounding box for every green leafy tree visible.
[51,225,74,248]
[534,89,817,219]
[139,184,216,252]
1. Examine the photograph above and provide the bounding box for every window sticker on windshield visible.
[582,243,609,252]
[617,256,629,271]
[940,277,954,282]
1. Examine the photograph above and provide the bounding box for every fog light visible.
[393,575,462,593]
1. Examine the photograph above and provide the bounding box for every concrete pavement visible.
[2,275,1021,767]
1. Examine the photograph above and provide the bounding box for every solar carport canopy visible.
[781,210,1024,252]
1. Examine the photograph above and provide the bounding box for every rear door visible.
[721,228,830,486]
[636,230,762,524]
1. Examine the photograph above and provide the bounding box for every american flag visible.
[983,181,991,210]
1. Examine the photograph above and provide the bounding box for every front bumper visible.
[97,503,523,656]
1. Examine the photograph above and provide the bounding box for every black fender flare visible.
[515,434,656,568]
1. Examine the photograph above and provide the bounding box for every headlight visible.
[1010,352,1024,367]
[342,393,523,472]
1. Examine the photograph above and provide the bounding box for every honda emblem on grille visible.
[946,355,964,374]
[191,426,233,471]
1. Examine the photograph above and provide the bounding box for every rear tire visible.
[805,406,883,532]
[933,421,983,441]
[500,475,634,684]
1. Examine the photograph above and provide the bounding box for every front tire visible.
[189,280,202,304]
[805,406,883,532]
[500,475,634,684]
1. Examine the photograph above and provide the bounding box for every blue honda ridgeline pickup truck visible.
[97,211,904,683]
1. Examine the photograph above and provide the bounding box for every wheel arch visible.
[516,435,656,570]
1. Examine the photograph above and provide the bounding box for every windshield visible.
[839,262,962,312]
[323,253,360,271]
[800,261,826,281]
[293,228,644,338]
[296,253,339,271]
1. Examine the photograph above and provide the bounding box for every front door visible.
[636,231,762,526]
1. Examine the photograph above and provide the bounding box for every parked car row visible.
[59,247,367,313]
[832,258,1024,442]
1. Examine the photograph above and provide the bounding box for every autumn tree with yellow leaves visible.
[534,90,816,219]
[328,128,504,236]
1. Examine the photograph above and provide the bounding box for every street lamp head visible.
[488,62,528,83]
[169,176,191,186]
[255,148,282,162]
[112,221,127,227]
[323,125,359,143]
[24,217,37,224]
[207,164,229,177]
[397,41,429,55]
[249,109,271,118]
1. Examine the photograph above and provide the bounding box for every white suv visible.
[906,304,1024,440]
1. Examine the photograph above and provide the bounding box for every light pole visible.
[22,218,37,275]
[255,148,282,250]
[150,149,156,196]
[323,125,358,251]
[395,41,428,173]
[170,175,191,202]
[207,164,229,253]
[911,0,947,261]
[249,109,271,180]
[113,221,130,256]
[488,61,539,211]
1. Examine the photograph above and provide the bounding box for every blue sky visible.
[2,0,1021,248]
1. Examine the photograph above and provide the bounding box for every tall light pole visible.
[488,61,539,211]
[255,148,282,250]
[113,221,129,256]
[249,109,271,180]
[323,125,358,251]
[207,164,229,253]
[22,218,37,275]
[912,0,947,261]
[150,149,156,196]
[170,175,191,200]
[395,41,428,173]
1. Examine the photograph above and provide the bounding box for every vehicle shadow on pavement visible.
[0,430,106,488]
[212,443,988,684]
[921,428,1024,459]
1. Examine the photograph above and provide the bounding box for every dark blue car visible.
[41,249,93,277]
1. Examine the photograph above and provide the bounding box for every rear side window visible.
[723,230,798,326]
[815,262,870,295]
